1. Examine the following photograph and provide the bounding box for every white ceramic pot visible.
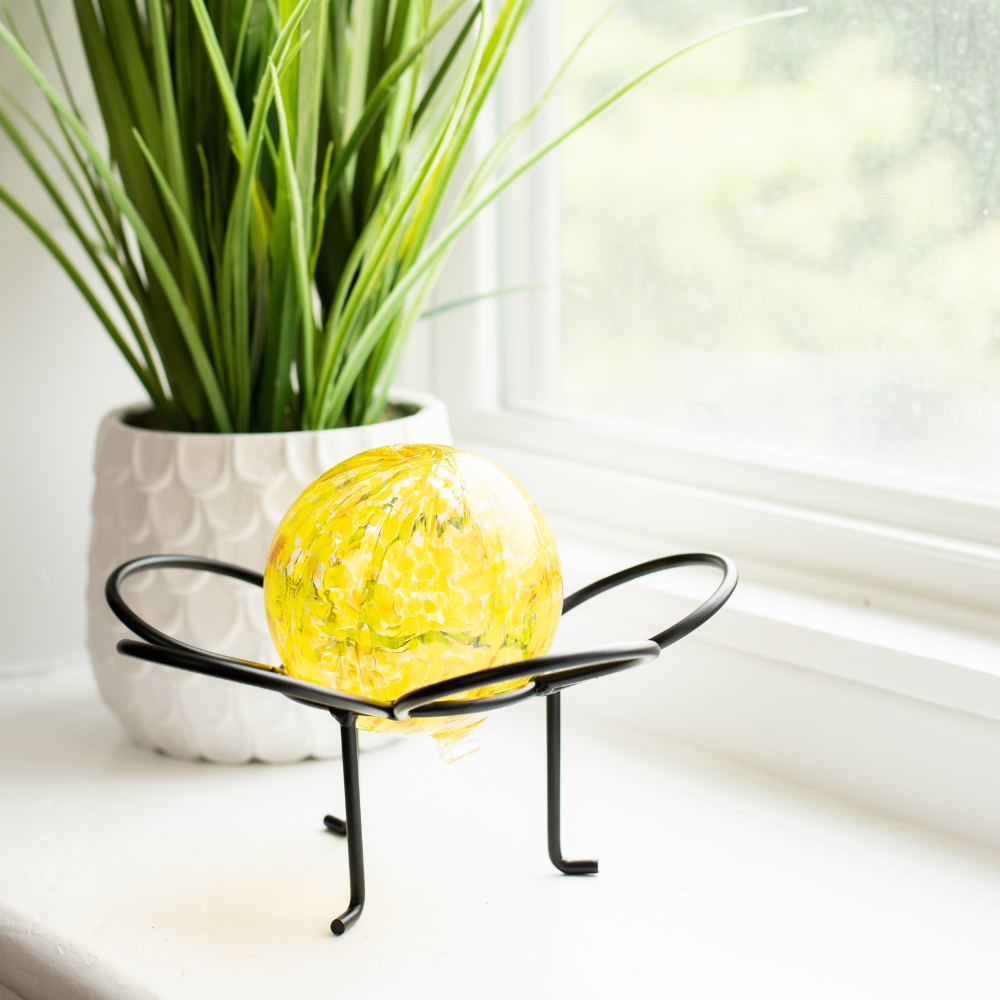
[86,388,453,763]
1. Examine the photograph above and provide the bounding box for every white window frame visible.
[392,5,1000,843]
[424,0,1000,633]
[392,2,1000,843]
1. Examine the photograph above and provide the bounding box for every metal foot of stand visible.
[547,691,598,875]
[325,712,365,936]
[323,814,347,836]
[106,551,737,936]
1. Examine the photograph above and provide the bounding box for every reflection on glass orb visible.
[264,444,562,761]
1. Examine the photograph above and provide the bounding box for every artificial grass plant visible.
[0,0,804,432]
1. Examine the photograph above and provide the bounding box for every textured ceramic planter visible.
[86,388,453,763]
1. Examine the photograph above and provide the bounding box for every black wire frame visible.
[106,550,737,934]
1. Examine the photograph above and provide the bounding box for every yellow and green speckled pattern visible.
[263,444,562,757]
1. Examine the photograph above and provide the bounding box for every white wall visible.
[0,0,143,672]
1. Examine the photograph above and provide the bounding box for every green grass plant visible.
[0,0,804,432]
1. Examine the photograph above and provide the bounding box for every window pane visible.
[538,0,1000,495]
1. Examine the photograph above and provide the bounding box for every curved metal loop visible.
[392,553,737,718]
[392,640,660,721]
[116,639,393,718]
[106,556,392,719]
[106,554,263,654]
[561,552,738,649]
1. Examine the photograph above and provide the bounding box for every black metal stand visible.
[106,551,737,935]
[547,691,598,875]
[325,712,365,935]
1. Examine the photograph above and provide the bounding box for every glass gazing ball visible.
[263,444,562,756]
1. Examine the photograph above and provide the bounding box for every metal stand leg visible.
[546,692,598,875]
[324,712,365,935]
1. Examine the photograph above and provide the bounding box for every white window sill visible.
[538,511,1000,856]
[549,515,1000,724]
[4,667,1000,999]
[419,213,1000,850]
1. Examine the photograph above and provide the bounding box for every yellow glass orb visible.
[263,444,562,757]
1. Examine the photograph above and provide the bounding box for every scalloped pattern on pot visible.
[86,389,453,763]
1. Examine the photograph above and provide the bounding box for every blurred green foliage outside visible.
[554,0,1000,492]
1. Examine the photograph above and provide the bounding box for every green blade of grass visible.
[232,0,255,78]
[0,85,114,249]
[195,143,221,278]
[294,0,329,259]
[410,1,481,128]
[186,0,249,157]
[394,0,533,277]
[464,0,620,202]
[30,0,83,119]
[417,283,547,319]
[147,0,193,221]
[217,10,310,428]
[0,99,158,381]
[0,181,169,413]
[363,269,438,423]
[133,127,221,370]
[0,20,233,430]
[275,30,312,84]
[95,0,167,171]
[310,138,333,276]
[313,0,490,416]
[322,0,467,212]
[72,0,177,268]
[271,62,315,422]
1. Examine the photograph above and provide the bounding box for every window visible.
[506,0,1000,496]
[430,0,1000,619]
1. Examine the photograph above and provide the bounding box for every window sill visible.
[4,668,1000,999]
[419,198,1000,846]
[519,509,1000,856]
[423,422,1000,852]
[549,515,1000,725]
